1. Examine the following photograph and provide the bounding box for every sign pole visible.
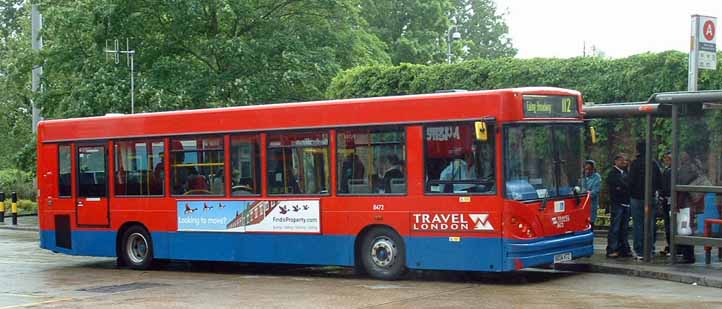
[689,16,699,91]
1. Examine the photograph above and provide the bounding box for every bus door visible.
[76,144,110,226]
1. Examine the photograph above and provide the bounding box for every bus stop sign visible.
[694,15,717,70]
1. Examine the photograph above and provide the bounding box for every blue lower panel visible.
[40,230,117,257]
[40,230,354,267]
[503,231,594,271]
[39,230,593,272]
[406,236,503,272]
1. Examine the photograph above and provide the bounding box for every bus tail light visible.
[510,217,535,239]
[585,216,592,230]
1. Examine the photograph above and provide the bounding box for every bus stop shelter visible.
[584,90,722,263]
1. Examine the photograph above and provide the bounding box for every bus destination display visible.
[523,95,578,118]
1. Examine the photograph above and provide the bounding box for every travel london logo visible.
[412,213,494,232]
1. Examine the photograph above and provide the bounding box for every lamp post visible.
[447,25,462,64]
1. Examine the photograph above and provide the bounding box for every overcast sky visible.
[494,0,722,59]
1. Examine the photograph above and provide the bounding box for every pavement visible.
[3,216,722,289]
[0,214,38,231]
[557,236,722,289]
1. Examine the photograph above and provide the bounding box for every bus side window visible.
[424,122,496,194]
[230,134,261,195]
[336,127,406,195]
[267,131,329,195]
[115,140,164,196]
[170,136,225,196]
[58,144,72,197]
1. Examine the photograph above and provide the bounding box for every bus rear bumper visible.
[503,230,594,271]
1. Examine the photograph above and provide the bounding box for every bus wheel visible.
[360,227,406,280]
[120,226,154,270]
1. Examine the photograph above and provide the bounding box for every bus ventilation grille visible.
[55,215,72,249]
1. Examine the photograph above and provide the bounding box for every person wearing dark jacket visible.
[606,154,632,258]
[629,142,662,260]
[382,155,405,193]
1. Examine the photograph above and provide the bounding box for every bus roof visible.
[38,87,580,143]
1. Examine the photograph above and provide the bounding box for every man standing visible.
[629,142,662,260]
[606,154,632,258]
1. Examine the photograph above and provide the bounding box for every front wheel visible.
[360,227,406,280]
[120,226,154,270]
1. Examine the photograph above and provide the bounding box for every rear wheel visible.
[360,227,406,280]
[120,225,154,270]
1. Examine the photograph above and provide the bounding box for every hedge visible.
[326,51,722,104]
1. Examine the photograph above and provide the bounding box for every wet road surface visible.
[1,229,721,308]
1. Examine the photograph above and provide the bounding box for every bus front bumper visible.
[503,230,594,271]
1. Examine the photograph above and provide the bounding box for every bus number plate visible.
[553,252,572,263]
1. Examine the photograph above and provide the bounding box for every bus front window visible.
[504,124,582,201]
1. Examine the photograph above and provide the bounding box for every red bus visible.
[37,87,593,280]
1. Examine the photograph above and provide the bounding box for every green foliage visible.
[0,1,33,174]
[361,0,453,64]
[1,199,36,214]
[360,0,515,64]
[0,169,35,201]
[17,199,37,214]
[34,0,392,118]
[450,0,517,60]
[327,51,721,102]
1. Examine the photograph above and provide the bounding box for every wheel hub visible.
[371,237,396,268]
[127,233,148,264]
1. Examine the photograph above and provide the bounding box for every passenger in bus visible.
[340,153,365,193]
[151,156,164,193]
[187,168,209,192]
[382,154,404,193]
[440,150,477,193]
[210,168,224,194]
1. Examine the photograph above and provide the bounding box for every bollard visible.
[0,192,4,223]
[11,192,17,225]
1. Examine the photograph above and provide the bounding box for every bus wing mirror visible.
[474,121,488,141]
[589,126,597,144]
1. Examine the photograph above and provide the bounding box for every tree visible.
[360,0,515,65]
[35,0,390,118]
[450,0,516,60]
[360,0,453,64]
[0,0,33,171]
